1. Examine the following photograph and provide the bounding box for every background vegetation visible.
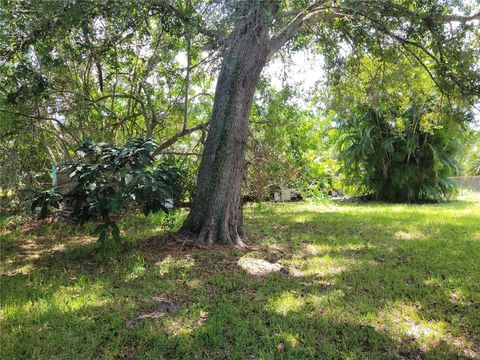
[1,0,479,216]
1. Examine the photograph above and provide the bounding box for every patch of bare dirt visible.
[126,295,181,329]
[237,257,284,276]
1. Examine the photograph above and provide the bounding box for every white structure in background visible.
[450,176,480,194]
[273,188,293,202]
[163,198,174,209]
[331,189,346,198]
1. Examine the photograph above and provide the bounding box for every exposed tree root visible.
[174,222,247,249]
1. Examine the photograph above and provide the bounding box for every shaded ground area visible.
[1,197,479,359]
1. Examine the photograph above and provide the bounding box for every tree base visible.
[176,223,246,248]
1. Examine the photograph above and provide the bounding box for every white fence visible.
[451,176,480,193]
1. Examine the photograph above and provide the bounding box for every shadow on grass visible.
[2,271,466,359]
[1,200,479,359]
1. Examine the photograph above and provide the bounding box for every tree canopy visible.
[1,0,479,243]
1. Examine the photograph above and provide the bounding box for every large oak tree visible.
[2,1,479,244]
[178,0,479,244]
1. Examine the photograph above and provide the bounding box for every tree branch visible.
[268,1,330,58]
[159,151,202,157]
[433,12,480,22]
[153,122,209,157]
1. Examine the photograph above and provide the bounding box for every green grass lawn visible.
[1,196,479,359]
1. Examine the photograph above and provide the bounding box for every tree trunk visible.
[179,4,272,245]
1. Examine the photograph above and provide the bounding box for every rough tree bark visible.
[179,2,276,245]
[178,0,340,245]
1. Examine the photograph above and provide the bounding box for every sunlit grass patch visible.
[282,254,354,277]
[1,195,479,359]
[376,302,446,343]
[153,254,195,277]
[269,291,307,315]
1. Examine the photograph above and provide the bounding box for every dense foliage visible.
[463,130,480,176]
[246,84,339,200]
[0,0,213,197]
[1,0,479,215]
[30,138,183,245]
[330,54,469,202]
[338,106,463,202]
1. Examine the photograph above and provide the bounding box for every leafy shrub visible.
[338,105,463,202]
[29,138,184,246]
[28,188,63,219]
